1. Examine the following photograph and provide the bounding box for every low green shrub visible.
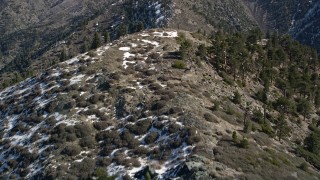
[172,60,186,69]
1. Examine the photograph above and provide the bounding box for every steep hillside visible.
[1,0,320,92]
[243,0,320,51]
[0,0,173,91]
[168,0,257,32]
[1,29,320,179]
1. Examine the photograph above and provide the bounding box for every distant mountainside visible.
[243,0,320,51]
[0,0,320,90]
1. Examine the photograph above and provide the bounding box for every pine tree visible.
[305,131,320,155]
[179,39,193,60]
[60,48,67,62]
[136,21,144,32]
[104,31,110,44]
[276,114,290,141]
[297,98,311,121]
[233,91,241,104]
[91,32,101,50]
[118,24,128,37]
[81,44,88,53]
[196,44,207,59]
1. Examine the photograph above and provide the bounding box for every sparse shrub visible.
[93,121,109,130]
[131,158,141,167]
[172,60,186,69]
[11,122,28,133]
[186,135,201,145]
[69,158,96,178]
[151,100,166,111]
[145,70,156,76]
[100,146,115,156]
[86,69,97,75]
[7,159,18,168]
[243,121,252,133]
[74,124,92,138]
[95,130,119,142]
[141,78,154,85]
[158,76,169,81]
[110,73,121,80]
[97,79,111,91]
[88,51,97,57]
[69,84,79,91]
[261,122,274,137]
[212,101,220,111]
[128,138,141,149]
[30,133,41,143]
[28,113,42,124]
[226,106,235,115]
[252,109,264,124]
[78,65,86,72]
[113,153,126,165]
[19,169,29,177]
[89,94,102,104]
[233,91,241,104]
[148,83,162,91]
[168,123,181,134]
[144,132,159,144]
[149,52,161,60]
[79,136,96,148]
[232,131,238,143]
[167,107,182,115]
[96,157,112,167]
[239,138,249,148]
[134,146,149,156]
[127,115,137,122]
[153,121,165,129]
[66,133,77,142]
[121,130,134,143]
[78,100,89,107]
[252,124,257,132]
[220,72,234,85]
[299,162,309,172]
[204,113,218,123]
[45,116,56,126]
[45,101,58,113]
[126,119,152,135]
[170,138,182,148]
[62,144,81,156]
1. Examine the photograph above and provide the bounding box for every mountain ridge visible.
[1,28,320,179]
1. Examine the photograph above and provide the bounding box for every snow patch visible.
[119,47,131,51]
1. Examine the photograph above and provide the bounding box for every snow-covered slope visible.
[1,28,319,179]
[0,29,199,179]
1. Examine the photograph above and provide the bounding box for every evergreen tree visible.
[118,24,128,37]
[233,91,241,104]
[60,48,67,62]
[136,21,144,32]
[144,171,151,180]
[315,89,320,108]
[81,44,88,53]
[305,131,320,155]
[275,114,290,141]
[104,31,110,44]
[196,44,207,59]
[179,39,193,60]
[297,98,311,121]
[91,32,101,50]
